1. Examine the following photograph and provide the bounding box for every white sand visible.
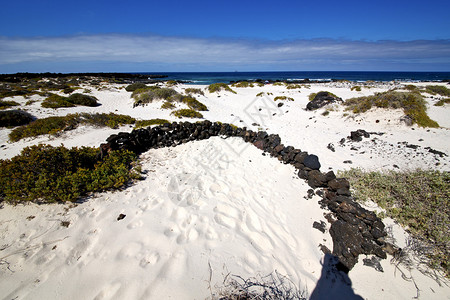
[1,81,449,299]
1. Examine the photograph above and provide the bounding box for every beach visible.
[0,78,449,299]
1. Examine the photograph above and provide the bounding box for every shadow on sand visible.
[310,253,364,300]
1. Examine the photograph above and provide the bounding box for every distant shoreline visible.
[1,71,449,85]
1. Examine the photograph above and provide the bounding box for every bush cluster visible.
[344,91,439,127]
[274,96,294,101]
[339,168,450,276]
[231,81,254,88]
[134,119,170,128]
[132,86,178,106]
[425,85,450,97]
[9,113,136,142]
[0,145,139,203]
[171,109,203,118]
[184,88,205,96]
[435,98,450,106]
[42,93,99,108]
[0,110,35,127]
[351,86,362,91]
[125,83,148,92]
[0,100,20,110]
[182,96,208,111]
[286,84,301,89]
[207,83,236,94]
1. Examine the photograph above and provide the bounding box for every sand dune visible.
[1,81,449,299]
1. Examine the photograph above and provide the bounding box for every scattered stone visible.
[277,102,284,107]
[305,189,315,200]
[117,214,126,221]
[343,160,352,164]
[304,154,321,170]
[313,221,327,233]
[363,256,384,272]
[327,143,335,152]
[60,221,70,228]
[349,129,370,142]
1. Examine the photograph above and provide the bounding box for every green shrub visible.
[125,82,148,92]
[161,101,176,109]
[135,119,170,128]
[166,80,178,86]
[425,85,450,97]
[132,87,178,106]
[171,109,203,118]
[67,93,99,107]
[435,98,450,106]
[0,110,35,127]
[308,93,317,101]
[351,86,362,91]
[338,168,450,276]
[41,94,75,108]
[0,100,20,110]
[274,96,294,101]
[286,84,301,89]
[208,83,236,94]
[184,88,205,96]
[9,113,136,142]
[404,84,418,91]
[182,96,208,111]
[231,81,254,88]
[344,91,439,127]
[256,92,265,97]
[0,145,139,203]
[273,82,285,86]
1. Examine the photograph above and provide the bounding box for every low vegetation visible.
[161,101,176,109]
[339,168,450,277]
[231,81,254,88]
[351,86,362,91]
[0,145,140,203]
[171,109,203,118]
[125,83,148,92]
[434,98,450,106]
[134,119,170,128]
[207,83,236,94]
[182,96,208,111]
[274,96,294,101]
[0,110,35,127]
[184,88,205,96]
[132,86,178,106]
[41,94,76,108]
[0,100,20,110]
[8,113,136,142]
[425,85,450,97]
[286,84,302,89]
[42,93,99,108]
[344,91,439,127]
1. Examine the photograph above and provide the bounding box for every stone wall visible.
[100,120,389,272]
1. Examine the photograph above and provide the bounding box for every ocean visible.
[138,71,450,85]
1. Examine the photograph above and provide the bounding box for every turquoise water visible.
[138,71,450,84]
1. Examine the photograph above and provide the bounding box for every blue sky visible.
[1,0,449,72]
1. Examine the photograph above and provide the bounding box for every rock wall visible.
[99,120,388,272]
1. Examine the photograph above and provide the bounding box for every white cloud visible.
[0,34,449,71]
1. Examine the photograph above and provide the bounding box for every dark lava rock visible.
[349,129,370,142]
[308,170,327,188]
[304,154,321,170]
[313,220,327,233]
[117,213,126,221]
[306,91,343,111]
[329,220,365,271]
